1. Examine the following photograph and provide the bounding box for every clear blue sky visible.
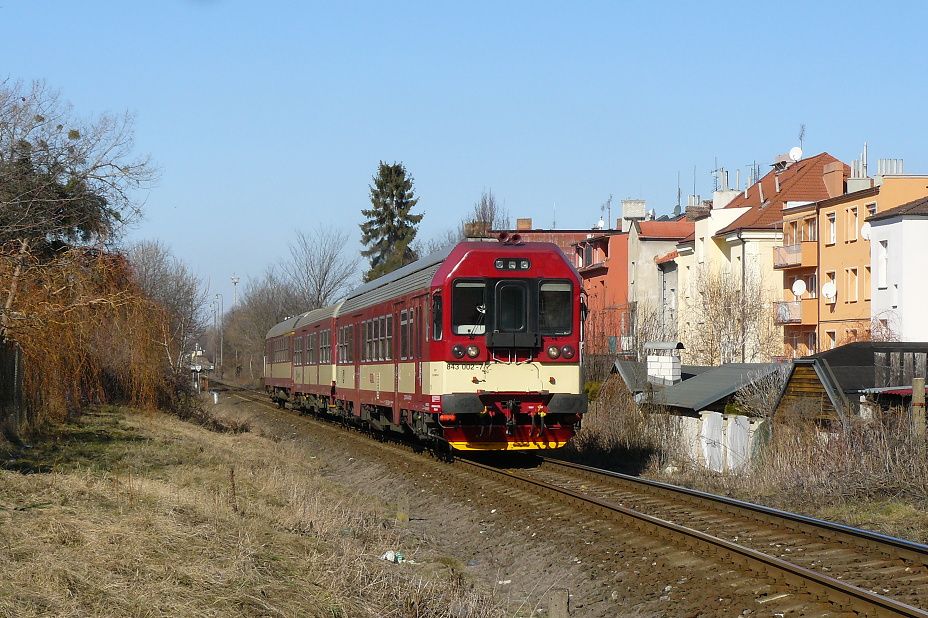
[4,1,928,305]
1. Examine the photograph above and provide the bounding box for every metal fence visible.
[0,341,23,429]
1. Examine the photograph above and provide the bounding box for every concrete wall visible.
[669,412,766,473]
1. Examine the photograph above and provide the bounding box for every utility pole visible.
[215,293,224,376]
[231,274,240,306]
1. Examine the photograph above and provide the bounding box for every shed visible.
[774,341,928,421]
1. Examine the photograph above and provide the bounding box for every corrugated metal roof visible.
[294,301,342,329]
[649,363,778,412]
[266,314,304,339]
[341,246,452,314]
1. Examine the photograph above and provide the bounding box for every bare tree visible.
[0,80,155,340]
[469,189,509,231]
[222,269,304,382]
[681,265,779,365]
[279,227,359,310]
[126,241,208,369]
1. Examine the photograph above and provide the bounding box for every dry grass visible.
[666,413,928,541]
[0,407,508,617]
[570,381,928,542]
[561,377,685,475]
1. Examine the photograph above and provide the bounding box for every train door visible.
[393,302,403,425]
[414,296,424,400]
[353,316,362,418]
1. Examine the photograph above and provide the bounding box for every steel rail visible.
[457,458,928,618]
[540,456,928,566]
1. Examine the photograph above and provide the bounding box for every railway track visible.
[218,381,928,616]
[461,456,928,617]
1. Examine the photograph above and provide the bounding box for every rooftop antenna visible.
[692,165,697,201]
[798,123,806,151]
[674,170,682,216]
[553,202,557,228]
[600,194,613,230]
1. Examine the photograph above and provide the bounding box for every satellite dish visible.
[788,146,803,162]
[861,221,872,240]
[822,281,837,300]
[791,279,807,297]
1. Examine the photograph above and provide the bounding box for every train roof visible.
[266,313,304,339]
[293,301,342,330]
[340,245,454,315]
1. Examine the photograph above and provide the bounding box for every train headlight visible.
[560,344,575,359]
[546,345,561,359]
[452,344,466,359]
[465,344,480,358]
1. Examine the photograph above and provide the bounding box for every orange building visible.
[775,168,928,357]
[574,232,630,354]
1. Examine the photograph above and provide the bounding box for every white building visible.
[868,196,928,341]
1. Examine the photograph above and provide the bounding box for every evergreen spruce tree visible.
[360,161,423,282]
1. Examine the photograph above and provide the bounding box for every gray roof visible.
[266,313,305,339]
[294,301,342,330]
[340,246,452,315]
[611,359,711,393]
[648,363,778,412]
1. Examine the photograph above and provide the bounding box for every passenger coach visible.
[264,237,587,451]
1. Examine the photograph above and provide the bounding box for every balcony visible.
[774,298,817,326]
[773,241,818,269]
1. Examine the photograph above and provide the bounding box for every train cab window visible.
[496,281,528,332]
[452,281,487,335]
[539,281,573,335]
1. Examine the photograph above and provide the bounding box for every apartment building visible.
[775,167,928,356]
[674,152,842,363]
[867,196,928,342]
[574,231,630,354]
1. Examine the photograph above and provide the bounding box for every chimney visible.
[645,342,684,386]
[516,217,533,231]
[822,161,845,198]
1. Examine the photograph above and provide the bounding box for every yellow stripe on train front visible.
[448,440,570,451]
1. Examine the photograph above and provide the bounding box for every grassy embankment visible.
[0,407,506,617]
[568,378,928,542]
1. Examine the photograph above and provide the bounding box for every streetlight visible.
[215,293,224,375]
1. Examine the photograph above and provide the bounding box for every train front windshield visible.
[451,279,573,338]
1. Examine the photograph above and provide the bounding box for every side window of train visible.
[400,310,408,360]
[432,293,443,340]
[539,281,573,335]
[385,314,393,361]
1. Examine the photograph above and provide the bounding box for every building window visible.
[846,328,858,342]
[878,240,888,289]
[892,283,899,308]
[825,271,836,304]
[826,330,836,349]
[864,266,871,301]
[630,261,636,285]
[807,331,817,355]
[827,212,836,244]
[804,217,817,241]
[847,207,858,241]
[697,237,705,263]
[866,203,877,218]
[845,268,858,302]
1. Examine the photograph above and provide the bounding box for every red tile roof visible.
[635,219,694,240]
[715,152,847,237]
[654,250,678,265]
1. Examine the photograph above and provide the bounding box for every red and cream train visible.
[264,237,587,451]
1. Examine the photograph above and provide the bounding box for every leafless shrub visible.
[564,376,685,474]
[732,363,791,418]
